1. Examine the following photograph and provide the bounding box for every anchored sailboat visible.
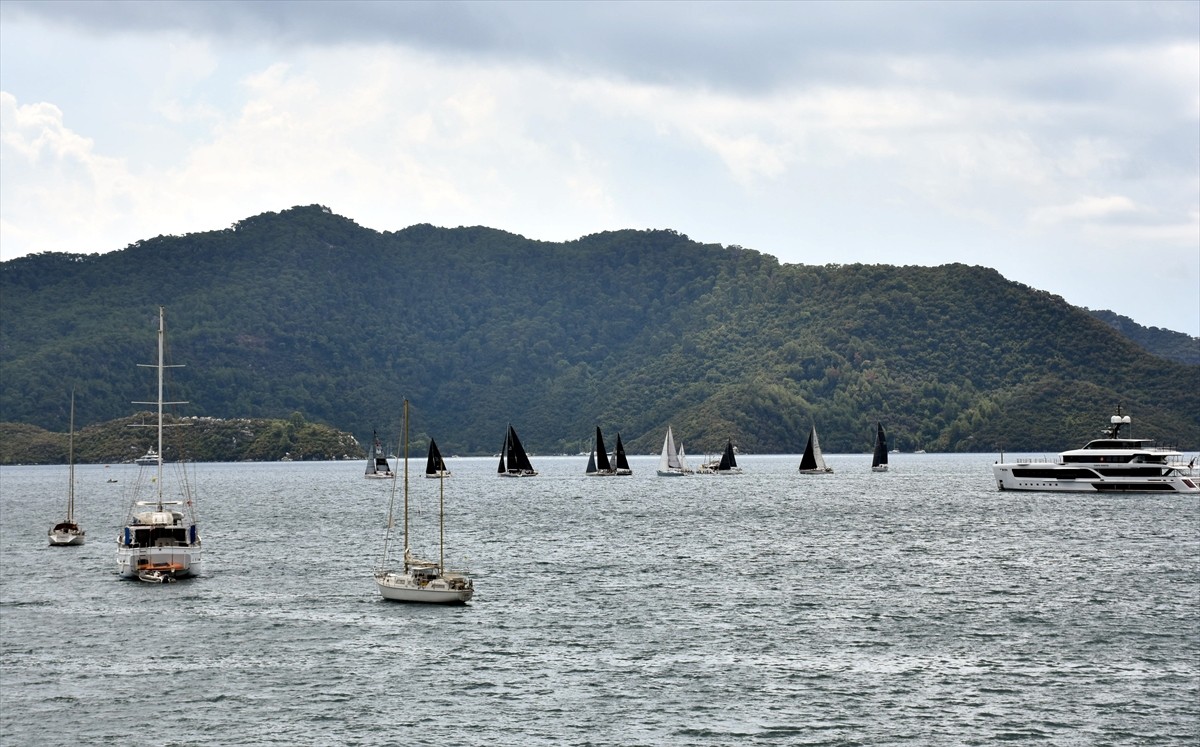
[374,400,474,604]
[871,423,889,472]
[657,425,692,476]
[798,425,833,474]
[116,307,202,581]
[424,438,451,478]
[497,424,537,477]
[48,389,85,546]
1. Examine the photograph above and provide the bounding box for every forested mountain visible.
[1087,309,1200,364]
[2,205,1197,456]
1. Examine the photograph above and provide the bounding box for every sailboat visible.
[871,423,889,472]
[375,400,474,604]
[612,432,633,476]
[116,307,202,582]
[701,439,743,475]
[497,424,537,477]
[364,430,395,479]
[798,425,833,474]
[585,426,616,476]
[48,389,86,546]
[656,425,692,476]
[424,438,451,478]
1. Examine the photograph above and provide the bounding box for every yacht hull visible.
[993,465,1199,493]
[375,571,473,604]
[48,530,86,546]
[117,546,202,579]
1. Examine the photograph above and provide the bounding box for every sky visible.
[2,0,1198,335]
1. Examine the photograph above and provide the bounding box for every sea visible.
[2,453,1197,746]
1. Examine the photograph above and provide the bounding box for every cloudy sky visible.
[2,1,1197,334]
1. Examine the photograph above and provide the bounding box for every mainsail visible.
[872,423,889,470]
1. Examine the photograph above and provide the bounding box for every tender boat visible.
[374,400,474,604]
[993,407,1199,494]
[116,307,203,581]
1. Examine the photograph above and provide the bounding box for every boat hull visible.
[993,464,1200,493]
[48,529,86,546]
[871,465,889,472]
[798,468,833,474]
[375,571,473,604]
[117,546,202,580]
[656,469,689,477]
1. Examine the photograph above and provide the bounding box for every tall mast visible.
[403,399,410,571]
[439,469,445,573]
[156,307,165,507]
[67,387,75,521]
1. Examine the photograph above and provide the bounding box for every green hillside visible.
[2,205,1197,457]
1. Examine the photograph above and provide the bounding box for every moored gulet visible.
[993,406,1199,494]
[374,400,474,604]
[116,307,202,582]
[48,388,86,546]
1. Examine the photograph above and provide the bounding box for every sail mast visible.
[403,399,410,571]
[67,387,75,522]
[439,465,445,573]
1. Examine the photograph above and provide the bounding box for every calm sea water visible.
[2,453,1197,746]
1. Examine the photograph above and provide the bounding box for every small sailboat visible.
[871,423,889,472]
[585,426,616,476]
[424,438,451,478]
[375,400,474,604]
[612,432,633,476]
[116,307,202,581]
[656,425,692,476]
[48,389,86,546]
[701,439,743,475]
[364,430,395,479]
[798,425,833,474]
[497,424,537,477]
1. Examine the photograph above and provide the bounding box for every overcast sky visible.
[2,1,1197,334]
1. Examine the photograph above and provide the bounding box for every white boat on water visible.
[134,448,160,466]
[364,430,395,479]
[374,400,474,604]
[798,425,833,474]
[48,389,86,547]
[871,423,889,473]
[116,307,202,581]
[656,425,692,476]
[993,406,1199,494]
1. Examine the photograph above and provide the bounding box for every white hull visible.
[499,470,537,477]
[993,464,1198,494]
[375,570,473,604]
[48,530,86,546]
[798,468,833,474]
[364,473,393,480]
[872,465,889,472]
[117,546,202,579]
[424,471,452,478]
[656,469,689,477]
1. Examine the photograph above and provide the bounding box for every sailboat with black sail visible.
[48,389,85,546]
[424,438,451,478]
[872,423,889,472]
[116,307,202,582]
[798,425,833,474]
[701,439,743,475]
[586,426,615,476]
[612,432,632,476]
[497,424,537,477]
[375,400,474,604]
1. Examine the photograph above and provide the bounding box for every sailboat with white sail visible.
[424,438,451,478]
[48,389,86,546]
[585,426,616,476]
[798,425,833,474]
[364,430,395,479]
[374,400,474,604]
[116,307,202,582]
[497,424,537,477]
[657,425,692,476]
[871,423,889,472]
